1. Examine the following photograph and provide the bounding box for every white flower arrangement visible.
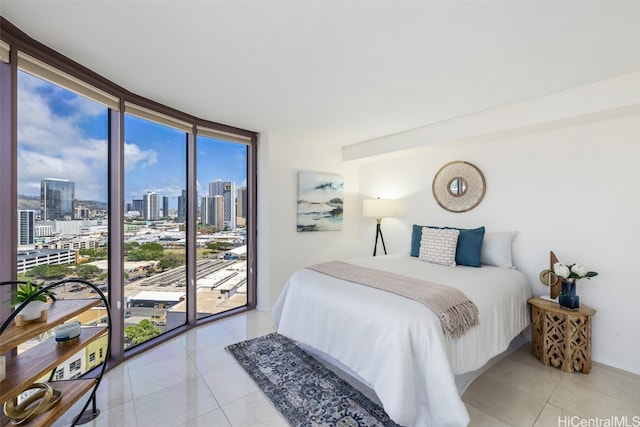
[553,262,598,282]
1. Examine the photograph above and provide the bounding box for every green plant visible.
[11,281,54,307]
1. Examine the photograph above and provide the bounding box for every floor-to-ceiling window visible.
[195,135,249,319]
[15,66,111,376]
[0,18,257,368]
[122,112,187,348]
[17,70,109,277]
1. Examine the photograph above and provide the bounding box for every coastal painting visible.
[297,171,344,232]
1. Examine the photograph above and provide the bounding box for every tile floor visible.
[53,310,640,427]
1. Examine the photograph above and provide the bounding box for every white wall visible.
[353,103,640,375]
[257,72,640,375]
[256,133,361,311]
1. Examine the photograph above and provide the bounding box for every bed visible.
[272,252,531,427]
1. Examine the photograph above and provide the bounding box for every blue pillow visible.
[454,226,485,267]
[410,224,422,257]
[410,224,485,267]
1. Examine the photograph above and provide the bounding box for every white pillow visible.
[419,227,459,267]
[481,231,516,268]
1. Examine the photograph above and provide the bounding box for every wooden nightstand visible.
[529,297,596,374]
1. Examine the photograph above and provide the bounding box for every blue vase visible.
[558,279,580,309]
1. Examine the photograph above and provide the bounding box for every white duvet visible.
[272,254,531,427]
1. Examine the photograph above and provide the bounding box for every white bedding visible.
[272,254,531,427]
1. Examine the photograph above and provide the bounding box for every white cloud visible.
[66,94,107,119]
[18,86,77,150]
[17,71,157,201]
[124,143,158,171]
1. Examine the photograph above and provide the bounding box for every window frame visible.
[0,16,258,365]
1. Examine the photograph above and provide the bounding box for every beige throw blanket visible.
[306,260,479,338]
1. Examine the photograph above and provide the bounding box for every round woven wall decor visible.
[432,161,486,212]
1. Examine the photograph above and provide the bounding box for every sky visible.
[17,71,247,208]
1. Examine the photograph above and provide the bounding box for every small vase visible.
[558,279,580,310]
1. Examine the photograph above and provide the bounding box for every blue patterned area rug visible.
[226,332,400,427]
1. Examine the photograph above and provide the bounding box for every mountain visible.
[17,195,40,210]
[17,195,108,212]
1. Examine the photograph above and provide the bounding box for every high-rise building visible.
[209,180,236,230]
[213,195,224,231]
[200,196,213,226]
[177,189,186,222]
[162,196,169,218]
[142,191,160,220]
[41,178,75,220]
[237,187,247,219]
[17,210,35,245]
[200,195,225,230]
[131,199,143,216]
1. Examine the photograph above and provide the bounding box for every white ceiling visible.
[2,1,640,147]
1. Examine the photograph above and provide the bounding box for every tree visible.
[25,264,71,280]
[205,241,234,253]
[124,319,161,346]
[76,264,102,279]
[158,253,183,271]
[124,242,140,252]
[126,242,164,261]
[140,242,163,252]
[79,248,108,261]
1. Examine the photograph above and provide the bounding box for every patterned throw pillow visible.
[418,227,460,266]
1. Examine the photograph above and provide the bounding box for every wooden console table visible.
[529,297,596,374]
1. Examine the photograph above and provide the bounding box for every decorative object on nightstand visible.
[539,252,598,309]
[362,198,398,256]
[539,251,562,299]
[529,297,596,373]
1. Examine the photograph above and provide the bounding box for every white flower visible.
[571,263,588,278]
[548,260,598,282]
[553,262,571,279]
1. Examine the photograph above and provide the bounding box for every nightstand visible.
[529,297,596,374]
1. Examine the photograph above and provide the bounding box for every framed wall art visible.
[297,171,344,232]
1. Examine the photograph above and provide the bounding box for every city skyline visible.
[17,70,248,207]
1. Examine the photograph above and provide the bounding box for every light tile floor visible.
[53,310,640,427]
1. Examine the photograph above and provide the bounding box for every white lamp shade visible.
[363,198,398,218]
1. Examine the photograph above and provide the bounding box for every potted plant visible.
[11,281,55,324]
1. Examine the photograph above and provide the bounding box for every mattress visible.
[272,254,531,427]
